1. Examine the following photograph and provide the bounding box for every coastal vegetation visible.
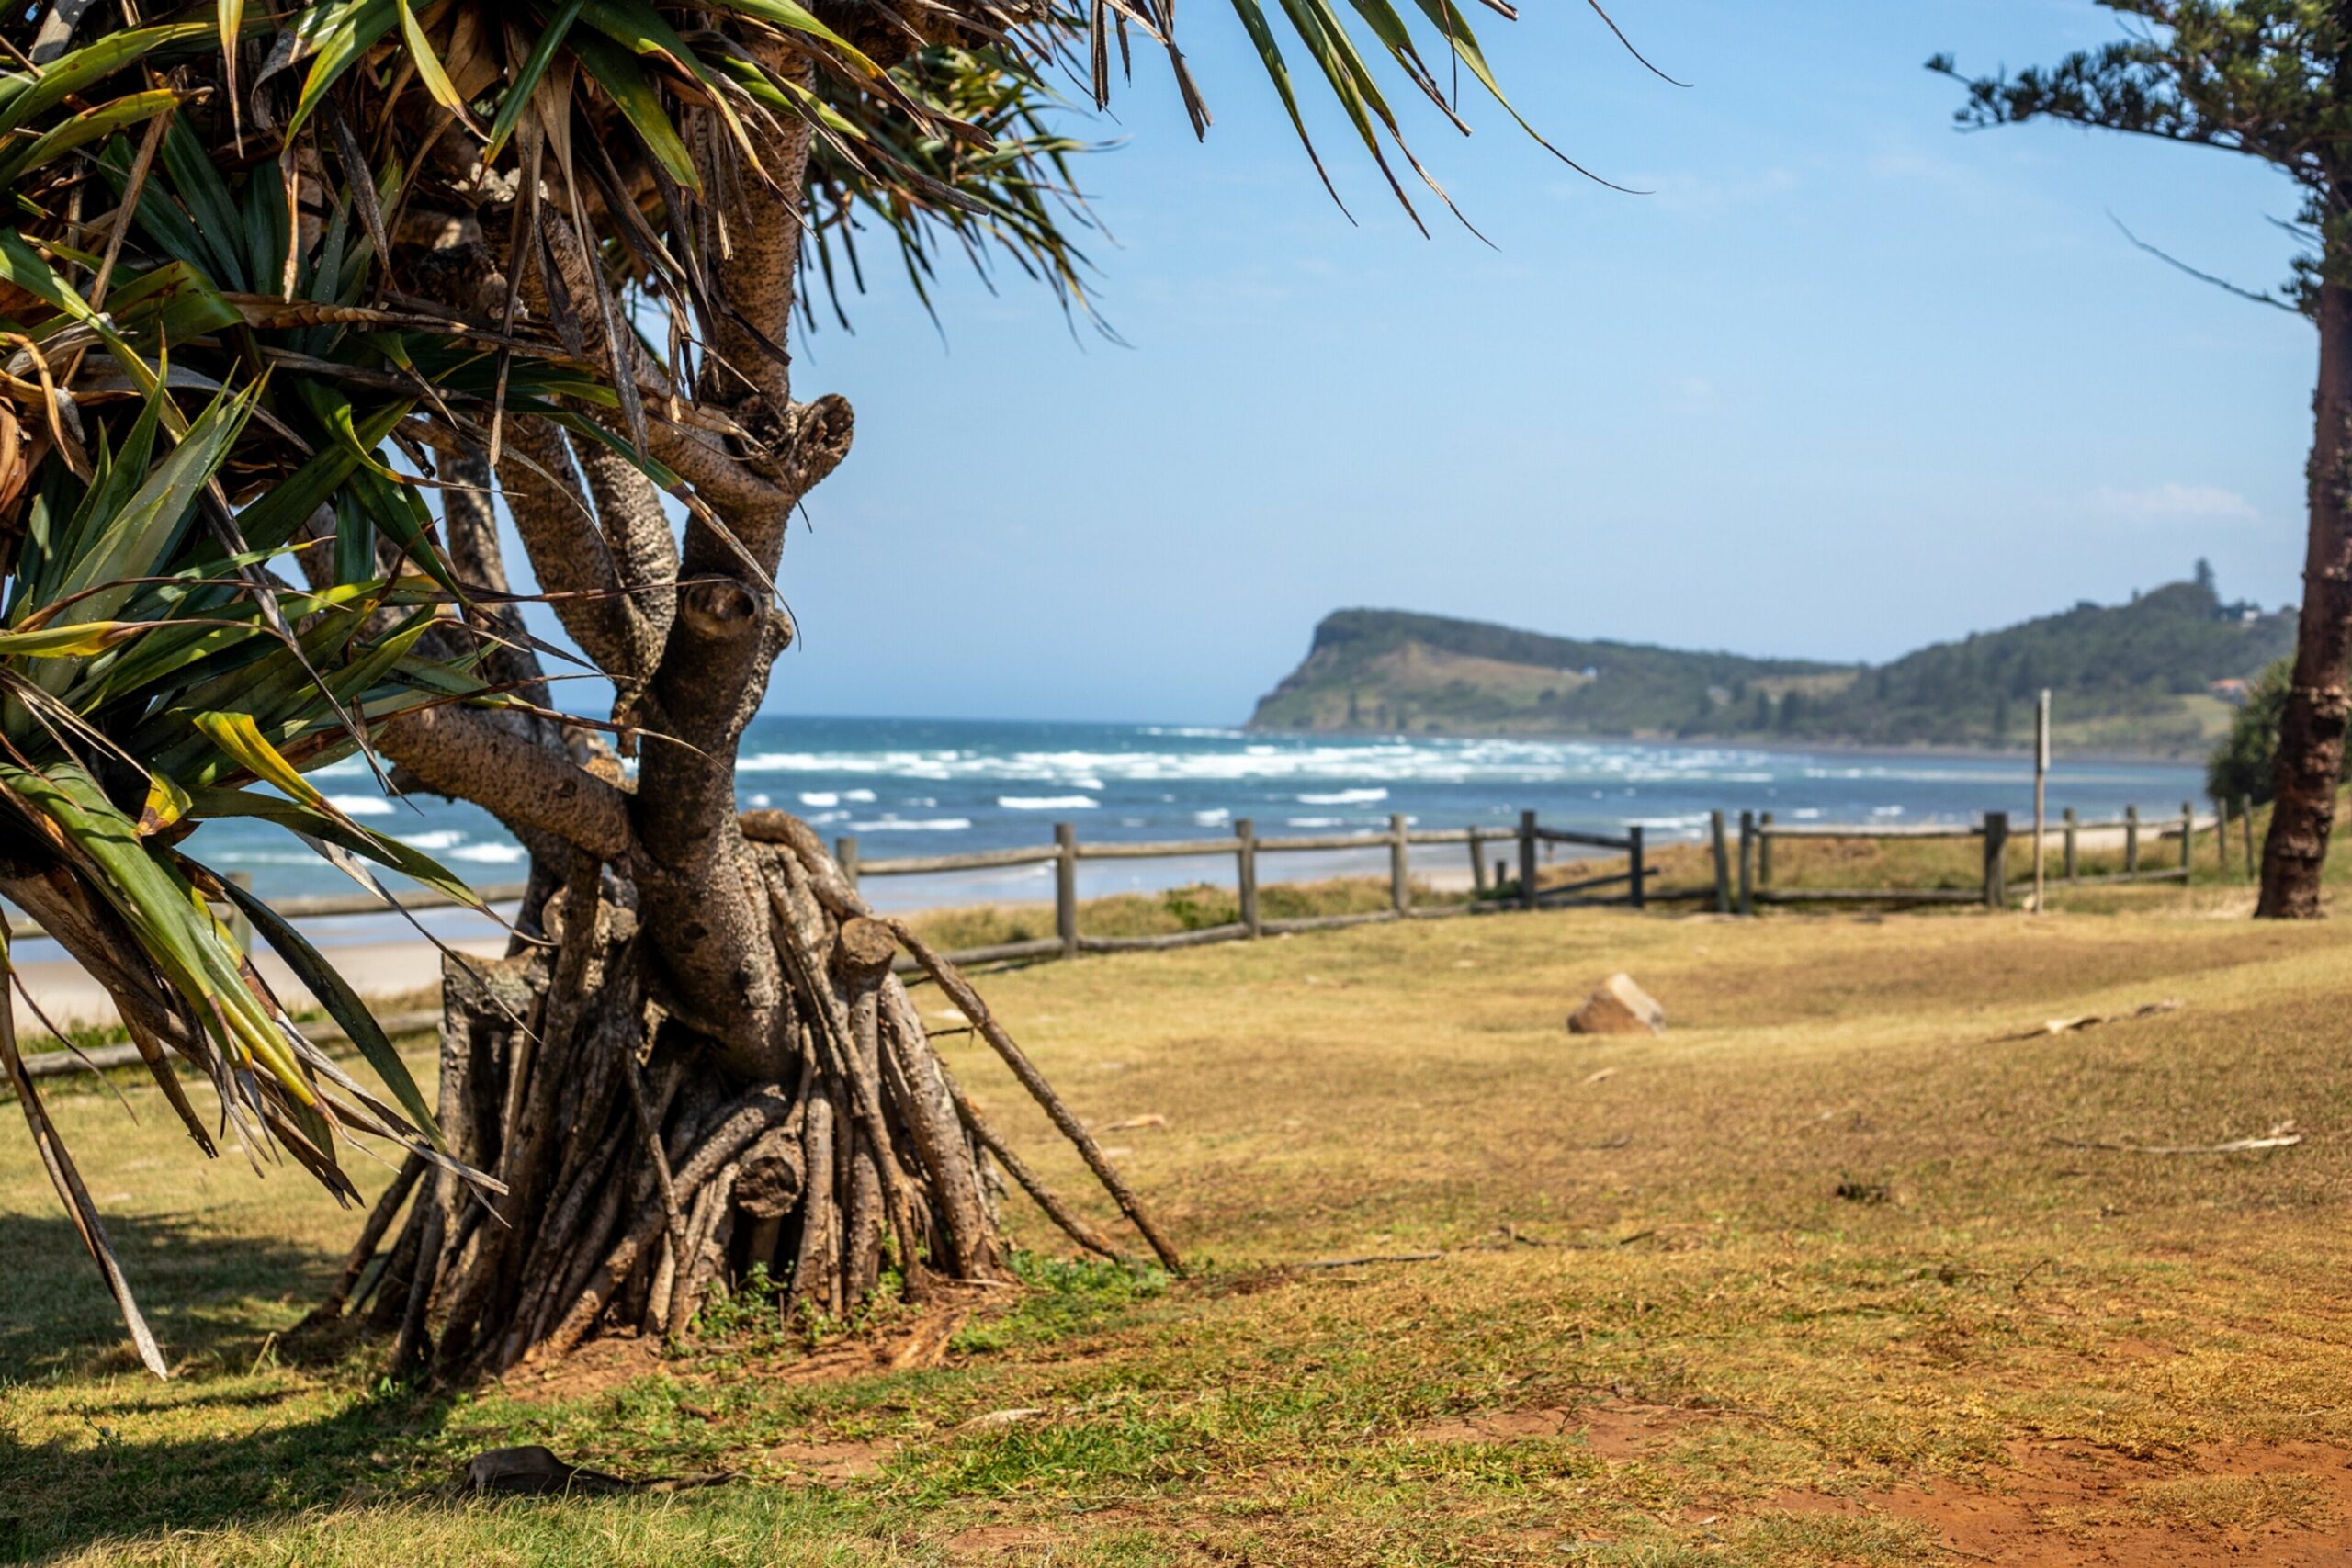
[1933,2,2352,915]
[1250,574,2288,756]
[9,886,2351,1563]
[0,0,1639,1386]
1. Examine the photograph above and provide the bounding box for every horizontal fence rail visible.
[842,809,1655,968]
[16,794,2254,1081]
[1725,802,2214,912]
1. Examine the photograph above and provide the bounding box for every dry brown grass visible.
[6,902,2352,1564]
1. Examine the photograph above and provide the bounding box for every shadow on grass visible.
[0,1211,464,1563]
[0,1210,340,1382]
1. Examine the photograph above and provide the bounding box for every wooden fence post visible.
[2240,795,2256,879]
[1055,822,1079,957]
[2063,807,2078,883]
[1982,812,2009,908]
[1389,813,1411,915]
[1709,809,1732,914]
[1235,818,1260,937]
[1758,810,1773,888]
[1517,810,1538,911]
[2123,806,2140,876]
[1628,824,1646,910]
[1467,830,1488,894]
[1736,810,1755,917]
[835,835,860,892]
[2179,802,2194,879]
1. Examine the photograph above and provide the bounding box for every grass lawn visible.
[6,889,2352,1564]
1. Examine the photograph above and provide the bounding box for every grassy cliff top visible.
[1249,580,2295,757]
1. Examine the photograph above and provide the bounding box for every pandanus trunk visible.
[302,48,1177,1372]
[2260,273,2352,918]
[338,829,1009,1379]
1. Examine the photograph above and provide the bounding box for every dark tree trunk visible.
[2259,274,2352,917]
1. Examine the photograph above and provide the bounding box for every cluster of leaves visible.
[0,17,562,1374]
[1930,1,2352,307]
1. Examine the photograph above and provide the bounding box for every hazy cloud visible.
[2087,482,2259,523]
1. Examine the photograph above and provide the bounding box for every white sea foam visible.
[999,795,1098,810]
[851,817,974,832]
[326,794,394,818]
[1297,787,1387,806]
[396,829,466,852]
[1193,807,1231,825]
[799,791,840,807]
[450,842,528,864]
[844,789,876,803]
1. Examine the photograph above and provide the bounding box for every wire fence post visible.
[1055,822,1079,957]
[2179,802,2194,879]
[1709,809,1732,914]
[1389,814,1411,915]
[1517,810,1538,911]
[2124,805,2140,877]
[2032,689,2050,913]
[1757,810,1773,889]
[2063,807,2078,884]
[1628,824,1646,910]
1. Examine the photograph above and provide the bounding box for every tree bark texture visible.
[2261,275,2352,917]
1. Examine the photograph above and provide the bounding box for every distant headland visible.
[1245,572,2293,760]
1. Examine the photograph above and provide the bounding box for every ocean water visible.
[188,716,2205,917]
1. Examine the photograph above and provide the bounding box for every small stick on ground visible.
[2048,1121,2301,1156]
[1297,1251,1444,1270]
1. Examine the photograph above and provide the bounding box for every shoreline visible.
[1235,725,2209,769]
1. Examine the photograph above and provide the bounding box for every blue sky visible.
[658,2,2317,724]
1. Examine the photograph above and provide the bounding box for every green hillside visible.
[1247,577,2297,757]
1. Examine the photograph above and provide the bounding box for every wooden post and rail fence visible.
[14,792,2256,1084]
[829,809,1649,968]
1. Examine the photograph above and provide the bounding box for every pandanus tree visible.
[1935,3,2352,918]
[3,0,1629,1379]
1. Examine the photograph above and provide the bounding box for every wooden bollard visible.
[1235,819,1261,937]
[1982,812,2009,908]
[834,835,860,892]
[1518,810,1538,911]
[1467,830,1488,894]
[1709,809,1732,914]
[1736,810,1755,917]
[1055,823,1079,957]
